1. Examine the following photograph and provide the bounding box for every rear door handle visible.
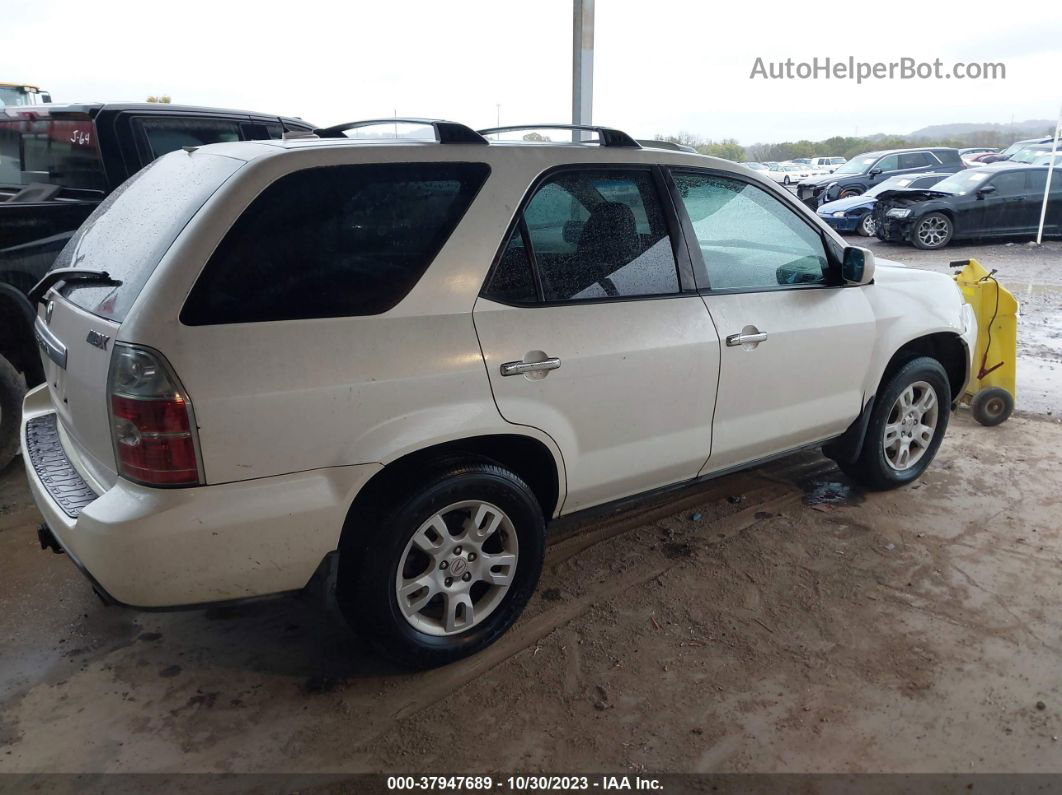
[500,357,561,376]
[726,332,768,347]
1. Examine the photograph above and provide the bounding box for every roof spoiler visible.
[313,118,487,144]
[478,124,641,148]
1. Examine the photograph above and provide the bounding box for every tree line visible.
[654,126,1055,163]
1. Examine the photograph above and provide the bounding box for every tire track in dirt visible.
[348,482,805,748]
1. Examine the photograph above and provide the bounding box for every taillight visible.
[108,343,202,487]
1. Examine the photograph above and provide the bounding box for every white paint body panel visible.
[475,296,720,512]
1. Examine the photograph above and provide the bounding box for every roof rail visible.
[313,118,487,144]
[478,124,641,148]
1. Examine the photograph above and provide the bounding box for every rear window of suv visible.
[53,152,243,321]
[180,162,491,325]
[0,117,106,194]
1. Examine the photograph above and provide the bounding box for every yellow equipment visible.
[952,258,1018,426]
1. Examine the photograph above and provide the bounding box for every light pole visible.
[1036,103,1061,246]
[572,0,594,139]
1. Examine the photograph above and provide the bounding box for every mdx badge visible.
[86,330,111,351]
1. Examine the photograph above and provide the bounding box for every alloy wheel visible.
[883,381,939,471]
[395,500,519,636]
[860,214,876,236]
[916,216,949,248]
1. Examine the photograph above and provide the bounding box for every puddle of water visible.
[801,480,866,508]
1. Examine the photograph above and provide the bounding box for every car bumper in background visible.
[819,214,860,233]
[20,383,381,608]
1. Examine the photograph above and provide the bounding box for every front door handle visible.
[726,332,768,347]
[500,357,561,376]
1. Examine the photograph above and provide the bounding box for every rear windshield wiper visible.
[28,268,122,306]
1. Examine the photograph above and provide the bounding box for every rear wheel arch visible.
[340,433,562,546]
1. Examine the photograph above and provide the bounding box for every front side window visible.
[989,171,1027,195]
[875,155,899,172]
[671,171,830,290]
[182,162,490,324]
[137,117,242,159]
[501,169,679,302]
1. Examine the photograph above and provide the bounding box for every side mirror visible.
[842,246,876,286]
[868,168,882,177]
[976,184,997,198]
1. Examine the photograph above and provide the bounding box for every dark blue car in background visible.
[817,173,952,236]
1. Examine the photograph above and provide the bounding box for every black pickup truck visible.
[0,102,315,468]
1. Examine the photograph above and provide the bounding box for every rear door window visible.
[181,162,491,324]
[0,118,106,193]
[502,169,679,302]
[135,117,242,160]
[899,152,929,169]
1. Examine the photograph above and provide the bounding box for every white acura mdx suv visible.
[21,120,977,667]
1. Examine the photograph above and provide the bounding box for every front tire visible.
[911,212,953,249]
[840,357,951,490]
[337,462,545,668]
[857,213,876,237]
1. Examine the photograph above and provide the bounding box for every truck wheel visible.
[840,357,951,490]
[0,354,26,472]
[912,212,953,249]
[337,462,545,668]
[970,387,1014,427]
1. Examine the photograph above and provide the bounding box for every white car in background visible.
[810,156,847,173]
[21,119,976,668]
[766,162,815,185]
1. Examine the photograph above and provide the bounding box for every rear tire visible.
[840,357,951,490]
[337,462,545,668]
[0,354,26,472]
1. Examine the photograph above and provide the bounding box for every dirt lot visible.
[2,408,1061,774]
[2,239,1060,776]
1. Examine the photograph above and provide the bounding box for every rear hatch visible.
[38,151,243,489]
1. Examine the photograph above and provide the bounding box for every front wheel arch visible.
[824,332,967,465]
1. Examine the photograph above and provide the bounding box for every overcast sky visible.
[4,0,1060,144]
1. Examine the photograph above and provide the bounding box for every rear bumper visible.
[819,214,860,233]
[21,384,381,608]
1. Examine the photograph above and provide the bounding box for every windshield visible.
[1010,147,1048,164]
[929,171,991,195]
[0,86,44,106]
[866,177,918,197]
[833,155,876,175]
[0,117,106,192]
[999,140,1037,158]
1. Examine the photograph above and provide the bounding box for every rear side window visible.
[0,118,106,193]
[136,117,241,160]
[899,152,929,169]
[181,162,490,324]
